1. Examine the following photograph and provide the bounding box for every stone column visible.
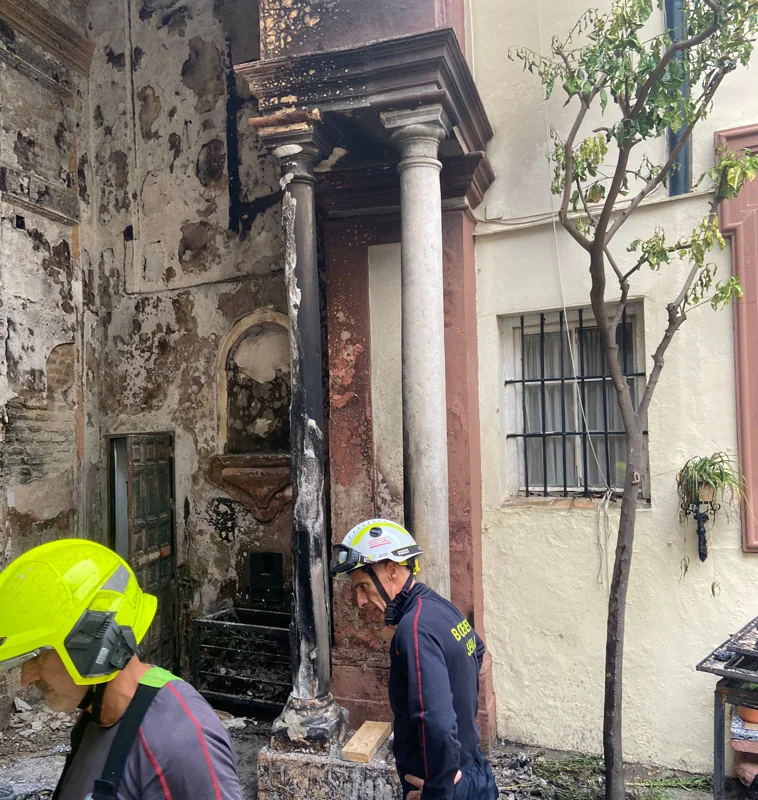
[381,105,452,598]
[266,128,345,746]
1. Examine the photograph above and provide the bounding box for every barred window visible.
[503,306,648,498]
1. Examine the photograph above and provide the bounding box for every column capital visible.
[259,123,331,185]
[380,104,452,169]
[380,103,452,136]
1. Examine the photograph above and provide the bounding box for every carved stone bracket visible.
[207,454,292,523]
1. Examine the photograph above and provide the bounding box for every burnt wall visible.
[81,0,288,671]
[0,27,85,562]
[0,12,89,724]
[258,0,465,59]
[32,0,87,30]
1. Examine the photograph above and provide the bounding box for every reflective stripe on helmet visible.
[0,649,42,673]
[351,519,414,548]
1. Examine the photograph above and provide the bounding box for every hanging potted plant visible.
[676,453,743,563]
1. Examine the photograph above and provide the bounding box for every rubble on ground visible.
[0,700,75,799]
[491,751,546,799]
[0,701,74,761]
[0,708,717,800]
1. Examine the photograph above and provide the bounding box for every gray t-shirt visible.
[57,671,243,800]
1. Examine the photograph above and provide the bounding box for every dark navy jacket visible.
[389,583,486,800]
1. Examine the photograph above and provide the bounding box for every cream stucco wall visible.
[472,0,758,772]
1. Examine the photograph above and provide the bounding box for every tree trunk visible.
[603,425,644,800]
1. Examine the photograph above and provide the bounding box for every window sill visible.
[502,495,651,511]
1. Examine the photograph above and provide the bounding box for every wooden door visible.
[111,433,176,671]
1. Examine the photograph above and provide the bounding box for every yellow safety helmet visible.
[0,539,156,685]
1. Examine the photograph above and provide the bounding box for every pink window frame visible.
[717,123,758,552]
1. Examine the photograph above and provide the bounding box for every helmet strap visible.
[79,682,108,725]
[365,566,414,626]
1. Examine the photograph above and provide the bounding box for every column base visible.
[270,693,348,751]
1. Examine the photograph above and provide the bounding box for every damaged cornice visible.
[236,28,493,156]
[0,0,95,76]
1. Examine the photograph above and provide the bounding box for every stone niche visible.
[225,320,290,455]
[209,310,292,530]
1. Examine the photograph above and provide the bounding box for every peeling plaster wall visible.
[367,243,403,520]
[0,54,84,558]
[226,322,291,454]
[81,0,288,670]
[31,0,87,30]
[0,15,88,723]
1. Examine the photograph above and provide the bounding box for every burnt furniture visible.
[193,606,291,716]
[697,616,758,799]
[193,552,292,716]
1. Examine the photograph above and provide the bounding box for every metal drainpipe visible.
[665,0,692,197]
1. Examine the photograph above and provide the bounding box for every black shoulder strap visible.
[92,683,161,800]
[52,710,92,800]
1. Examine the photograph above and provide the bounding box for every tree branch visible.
[636,160,732,421]
[611,282,630,334]
[595,140,635,242]
[559,75,608,251]
[578,179,599,228]
[605,246,624,285]
[630,0,721,119]
[587,246,638,435]
[608,247,630,334]
[605,69,730,244]
[622,255,651,283]
[637,303,687,422]
[673,261,704,311]
[555,46,576,93]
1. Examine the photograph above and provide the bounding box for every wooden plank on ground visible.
[342,721,393,764]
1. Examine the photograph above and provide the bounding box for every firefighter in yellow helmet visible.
[0,539,243,800]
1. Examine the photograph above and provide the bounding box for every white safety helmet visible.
[330,518,422,576]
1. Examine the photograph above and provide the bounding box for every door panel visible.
[111,433,176,671]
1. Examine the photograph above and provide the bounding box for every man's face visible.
[21,649,88,712]
[350,564,389,623]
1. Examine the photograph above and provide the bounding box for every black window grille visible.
[505,308,647,497]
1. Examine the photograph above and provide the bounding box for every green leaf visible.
[600,88,609,112]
